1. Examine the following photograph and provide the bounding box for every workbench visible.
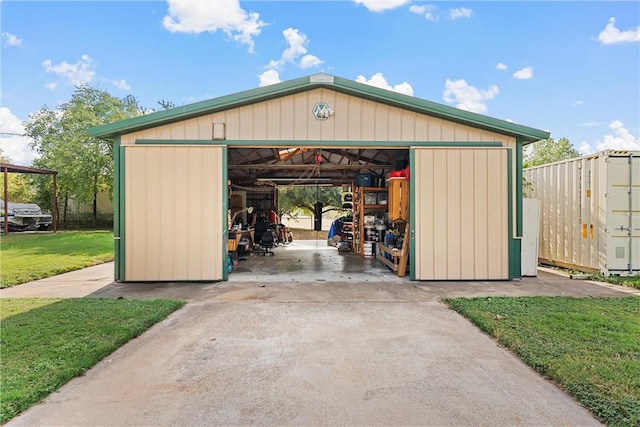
[228,229,254,265]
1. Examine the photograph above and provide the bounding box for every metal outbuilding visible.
[525,150,640,275]
[89,73,549,282]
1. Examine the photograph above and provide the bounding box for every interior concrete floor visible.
[228,239,408,283]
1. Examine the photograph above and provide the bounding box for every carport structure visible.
[89,73,549,283]
[1,163,58,234]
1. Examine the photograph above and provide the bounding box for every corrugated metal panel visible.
[120,89,516,146]
[524,150,640,275]
[124,145,224,281]
[414,147,510,280]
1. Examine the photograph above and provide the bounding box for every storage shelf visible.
[354,185,388,257]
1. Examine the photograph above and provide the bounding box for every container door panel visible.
[413,147,510,280]
[124,145,224,281]
[606,155,640,272]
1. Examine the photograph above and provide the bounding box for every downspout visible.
[628,153,633,273]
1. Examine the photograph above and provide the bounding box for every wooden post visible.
[52,173,58,232]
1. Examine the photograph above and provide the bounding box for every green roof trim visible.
[88,73,550,143]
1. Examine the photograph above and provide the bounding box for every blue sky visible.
[1,0,639,165]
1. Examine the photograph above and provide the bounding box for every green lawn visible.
[444,296,640,427]
[590,273,640,290]
[0,231,114,288]
[0,297,186,423]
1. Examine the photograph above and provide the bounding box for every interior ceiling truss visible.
[228,146,408,187]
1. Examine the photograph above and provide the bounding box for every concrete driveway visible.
[6,266,633,426]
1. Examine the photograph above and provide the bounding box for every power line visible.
[0,132,26,136]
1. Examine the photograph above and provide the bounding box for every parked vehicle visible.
[0,199,52,232]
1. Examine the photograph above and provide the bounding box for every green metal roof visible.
[88,73,549,143]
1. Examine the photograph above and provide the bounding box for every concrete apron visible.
[3,242,636,426]
[6,240,635,426]
[8,297,602,426]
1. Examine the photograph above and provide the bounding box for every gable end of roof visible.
[89,73,549,143]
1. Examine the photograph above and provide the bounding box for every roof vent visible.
[310,73,334,84]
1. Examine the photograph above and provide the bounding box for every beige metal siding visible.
[124,145,224,281]
[121,89,515,147]
[414,148,509,280]
[524,151,640,275]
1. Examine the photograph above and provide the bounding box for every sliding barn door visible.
[123,145,225,281]
[413,147,511,280]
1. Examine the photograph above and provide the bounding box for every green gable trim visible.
[117,142,125,282]
[135,139,505,148]
[514,137,525,279]
[135,140,227,145]
[331,76,549,143]
[89,74,549,143]
[409,149,416,281]
[89,75,315,140]
[113,137,121,281]
[222,146,229,281]
[507,149,517,280]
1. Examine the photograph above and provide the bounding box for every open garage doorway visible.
[226,145,410,281]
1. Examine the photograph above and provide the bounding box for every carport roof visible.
[88,73,550,143]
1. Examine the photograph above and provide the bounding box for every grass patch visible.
[0,297,185,423]
[590,274,640,290]
[444,296,640,427]
[0,231,114,288]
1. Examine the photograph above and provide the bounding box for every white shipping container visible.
[524,150,640,276]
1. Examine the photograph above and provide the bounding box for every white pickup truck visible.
[0,199,52,232]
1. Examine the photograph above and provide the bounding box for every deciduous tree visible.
[24,86,142,227]
[278,186,342,218]
[524,137,580,168]
[0,151,36,203]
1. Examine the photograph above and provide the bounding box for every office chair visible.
[254,221,275,256]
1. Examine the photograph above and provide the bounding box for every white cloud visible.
[598,17,640,45]
[513,66,533,80]
[258,69,281,87]
[496,62,507,71]
[2,32,23,47]
[577,141,592,155]
[45,82,58,90]
[111,79,131,90]
[258,28,323,86]
[299,55,323,69]
[269,28,323,70]
[267,59,280,69]
[579,121,606,127]
[355,73,414,96]
[449,7,472,19]
[163,0,265,52]
[578,121,640,155]
[354,0,409,13]
[0,107,38,166]
[281,28,308,64]
[409,4,439,22]
[443,79,499,114]
[572,100,584,107]
[42,54,96,87]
